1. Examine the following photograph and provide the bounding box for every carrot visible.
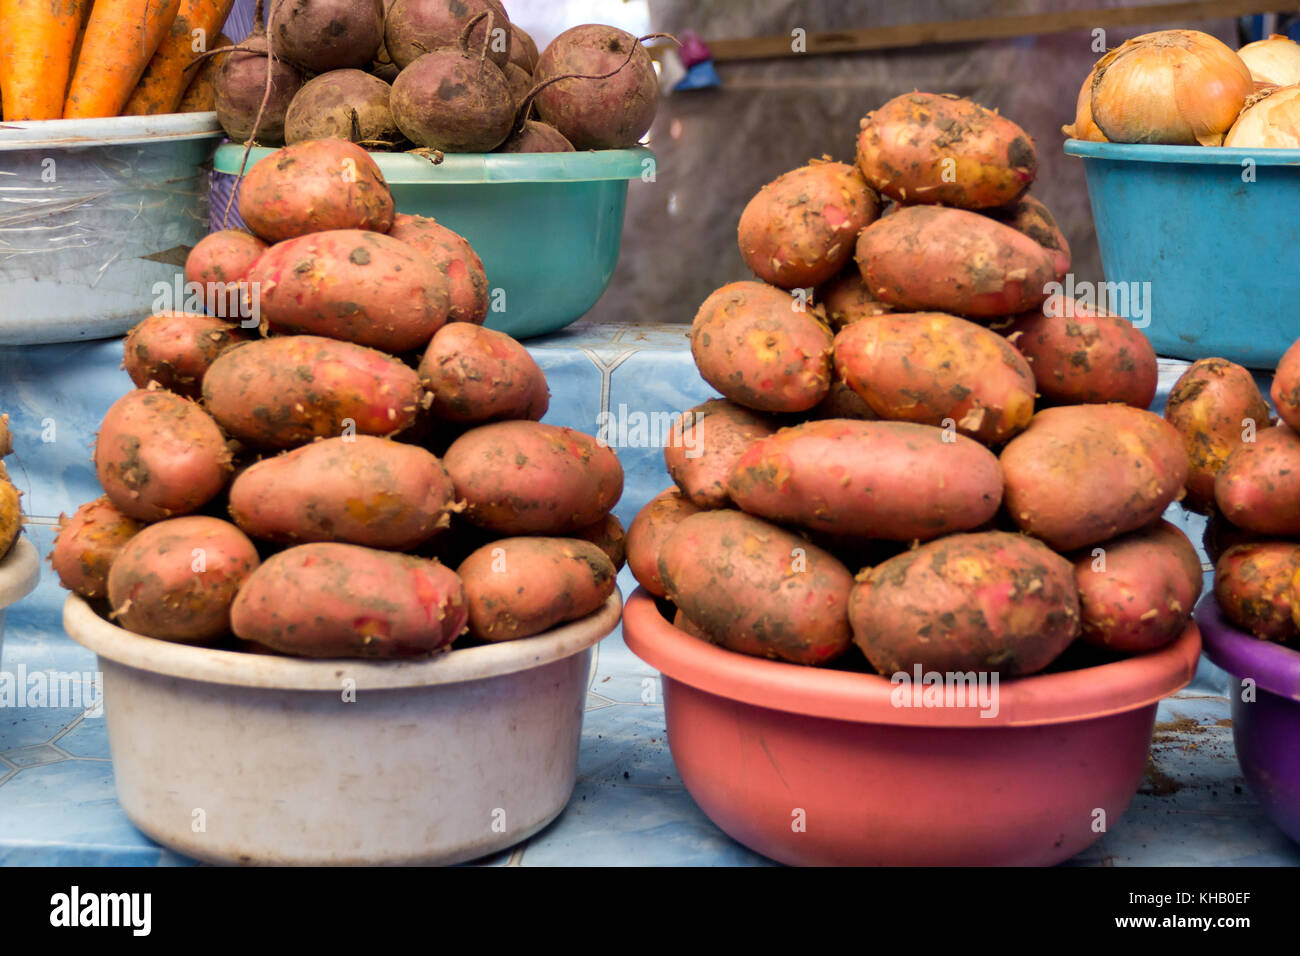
[63,0,182,118]
[176,31,230,112]
[66,0,96,100]
[0,0,90,121]
[122,0,234,115]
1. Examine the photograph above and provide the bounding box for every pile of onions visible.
[1224,85,1300,148]
[1238,34,1300,87]
[1088,29,1252,146]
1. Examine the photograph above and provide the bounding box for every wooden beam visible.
[707,0,1277,61]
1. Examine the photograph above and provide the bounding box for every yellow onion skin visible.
[1091,30,1252,146]
[1238,34,1300,87]
[1063,67,1107,141]
[1224,84,1300,148]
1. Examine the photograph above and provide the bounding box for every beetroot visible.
[284,69,401,147]
[269,0,384,73]
[499,120,574,153]
[385,0,511,70]
[390,39,514,151]
[213,31,303,145]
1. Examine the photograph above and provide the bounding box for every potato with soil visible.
[850,531,1080,676]
[230,542,467,657]
[391,45,515,152]
[202,336,424,449]
[385,0,512,70]
[214,32,303,145]
[419,323,548,423]
[991,195,1071,278]
[498,120,575,153]
[387,213,490,325]
[284,70,401,147]
[533,24,658,150]
[229,436,455,550]
[1165,358,1272,510]
[1215,542,1300,641]
[0,478,20,561]
[1271,336,1300,432]
[572,513,627,571]
[184,230,267,315]
[269,0,385,73]
[107,517,259,644]
[817,270,892,330]
[856,92,1037,209]
[664,400,777,509]
[1215,424,1300,536]
[1074,520,1203,654]
[658,510,854,666]
[856,205,1055,317]
[626,487,702,596]
[96,389,232,522]
[834,312,1036,444]
[458,537,616,642]
[237,139,394,243]
[443,421,623,534]
[249,229,450,353]
[690,281,833,413]
[123,312,252,399]
[728,419,1004,542]
[1000,404,1189,551]
[51,498,144,599]
[737,161,880,290]
[807,377,878,421]
[1003,295,1158,410]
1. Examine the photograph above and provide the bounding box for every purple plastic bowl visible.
[1196,596,1300,844]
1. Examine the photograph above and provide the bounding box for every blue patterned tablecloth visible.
[0,324,1295,866]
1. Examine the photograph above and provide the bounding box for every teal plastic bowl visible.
[1064,139,1300,369]
[212,146,653,340]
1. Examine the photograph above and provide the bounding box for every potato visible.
[834,312,1036,444]
[1166,358,1272,510]
[250,229,449,353]
[671,608,714,642]
[807,377,878,421]
[1203,509,1264,565]
[690,281,833,413]
[107,516,259,644]
[728,419,1003,542]
[816,270,892,330]
[1074,520,1203,654]
[419,323,548,424]
[229,436,455,550]
[443,421,623,534]
[284,69,400,147]
[737,161,880,290]
[1002,295,1158,410]
[572,514,627,572]
[665,400,777,509]
[856,205,1055,317]
[658,510,854,666]
[1270,336,1300,432]
[1215,423,1300,536]
[1214,542,1300,641]
[1000,404,1189,551]
[856,92,1037,209]
[0,478,20,560]
[123,312,252,399]
[0,412,12,457]
[626,487,702,596]
[51,497,144,599]
[230,542,467,658]
[387,213,490,325]
[458,537,616,642]
[850,531,1080,676]
[96,389,232,521]
[183,229,267,314]
[991,195,1071,278]
[202,336,424,449]
[237,139,394,243]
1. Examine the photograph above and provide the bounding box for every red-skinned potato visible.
[672,608,713,642]
[1270,337,1300,432]
[1165,358,1272,511]
[387,213,490,325]
[850,531,1080,676]
[231,542,468,658]
[183,230,267,313]
[690,281,833,413]
[728,419,1004,542]
[856,92,1037,209]
[626,487,702,596]
[1215,423,1300,536]
[95,389,232,522]
[816,270,893,330]
[1214,541,1300,641]
[123,312,252,399]
[419,322,548,424]
[737,160,880,290]
[856,205,1055,317]
[807,376,879,421]
[658,510,854,666]
[665,400,777,509]
[990,195,1070,278]
[572,513,627,571]
[458,537,616,642]
[51,497,144,599]
[107,516,259,644]
[229,436,456,550]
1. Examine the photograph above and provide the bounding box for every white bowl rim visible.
[0,112,223,151]
[0,536,40,607]
[64,589,621,691]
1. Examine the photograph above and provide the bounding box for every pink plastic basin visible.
[623,589,1201,866]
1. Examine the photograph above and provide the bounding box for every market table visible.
[0,322,1295,866]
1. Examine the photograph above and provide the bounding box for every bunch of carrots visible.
[0,0,235,121]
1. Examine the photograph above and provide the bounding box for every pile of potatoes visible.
[51,138,623,659]
[629,91,1202,677]
[0,415,22,560]
[214,0,658,154]
[1165,342,1300,645]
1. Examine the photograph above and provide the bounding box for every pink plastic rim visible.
[624,588,1200,728]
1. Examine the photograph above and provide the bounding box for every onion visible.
[1062,66,1107,140]
[1090,29,1252,146]
[1238,34,1300,86]
[1224,84,1300,148]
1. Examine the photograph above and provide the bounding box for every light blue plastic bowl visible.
[213,146,653,340]
[1064,139,1300,369]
